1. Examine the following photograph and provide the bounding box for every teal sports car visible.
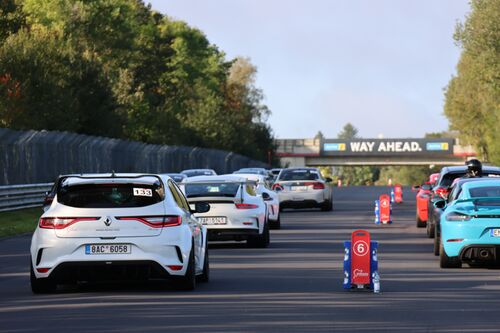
[436,179,500,268]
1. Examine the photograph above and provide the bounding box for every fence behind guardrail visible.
[0,128,268,185]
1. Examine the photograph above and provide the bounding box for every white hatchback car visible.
[273,168,333,211]
[181,175,270,247]
[230,173,281,229]
[30,174,210,293]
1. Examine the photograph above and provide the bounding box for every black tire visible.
[433,228,440,256]
[176,245,196,290]
[30,261,56,294]
[270,214,281,230]
[426,220,435,238]
[439,240,461,268]
[321,199,333,212]
[197,242,209,283]
[248,221,270,248]
[416,214,426,228]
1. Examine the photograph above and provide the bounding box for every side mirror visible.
[193,202,210,214]
[262,192,271,201]
[421,184,432,191]
[411,185,420,192]
[325,177,333,183]
[433,199,447,210]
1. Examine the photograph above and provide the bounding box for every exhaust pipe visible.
[479,249,490,258]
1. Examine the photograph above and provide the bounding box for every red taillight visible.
[304,182,325,190]
[447,239,464,243]
[435,188,449,198]
[167,265,183,271]
[235,203,258,209]
[39,217,99,229]
[116,216,181,228]
[36,268,51,273]
[272,183,283,191]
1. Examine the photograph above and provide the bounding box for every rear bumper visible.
[278,190,326,205]
[280,200,325,209]
[207,228,259,241]
[30,228,192,279]
[460,245,500,263]
[47,260,172,283]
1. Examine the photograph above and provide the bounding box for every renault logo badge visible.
[104,217,112,226]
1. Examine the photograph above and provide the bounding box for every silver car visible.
[273,168,333,211]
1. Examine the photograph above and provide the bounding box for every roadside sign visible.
[379,194,392,224]
[350,230,371,285]
[343,230,381,292]
[394,184,403,203]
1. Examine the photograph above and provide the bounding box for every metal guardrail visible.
[0,183,53,212]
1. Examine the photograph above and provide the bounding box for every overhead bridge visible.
[276,138,476,167]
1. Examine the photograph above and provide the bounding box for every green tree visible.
[338,122,358,139]
[444,0,500,163]
[333,123,379,185]
[0,0,25,43]
[0,28,121,136]
[0,0,275,163]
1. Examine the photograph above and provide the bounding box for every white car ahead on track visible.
[30,173,210,293]
[181,175,270,247]
[272,167,333,211]
[230,173,281,229]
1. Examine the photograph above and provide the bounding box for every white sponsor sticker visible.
[133,188,152,197]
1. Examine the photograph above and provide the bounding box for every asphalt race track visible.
[1,186,500,332]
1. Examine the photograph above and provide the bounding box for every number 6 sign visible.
[351,230,371,285]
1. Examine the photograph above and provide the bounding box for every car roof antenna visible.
[111,170,116,178]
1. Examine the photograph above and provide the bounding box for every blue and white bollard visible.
[374,200,380,224]
[390,189,395,203]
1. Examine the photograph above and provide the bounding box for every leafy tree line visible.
[0,0,275,162]
[444,0,499,164]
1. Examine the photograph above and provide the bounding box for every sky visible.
[148,0,470,139]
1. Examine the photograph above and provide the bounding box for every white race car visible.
[30,173,210,293]
[273,167,333,211]
[230,173,281,229]
[181,175,270,247]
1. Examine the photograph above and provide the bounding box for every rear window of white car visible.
[184,183,240,198]
[58,184,163,208]
[280,170,319,181]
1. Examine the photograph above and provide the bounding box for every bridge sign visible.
[321,138,454,156]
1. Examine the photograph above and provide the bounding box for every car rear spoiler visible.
[456,197,500,209]
[57,174,165,195]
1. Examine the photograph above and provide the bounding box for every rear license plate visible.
[198,217,227,225]
[490,229,500,237]
[291,186,307,191]
[85,244,131,255]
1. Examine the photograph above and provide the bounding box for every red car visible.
[414,173,439,227]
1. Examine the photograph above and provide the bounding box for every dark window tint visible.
[184,183,240,198]
[58,184,162,208]
[280,170,319,181]
[439,172,466,187]
[469,186,500,198]
[183,170,214,177]
[170,175,185,183]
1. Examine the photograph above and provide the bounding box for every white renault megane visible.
[30,173,210,293]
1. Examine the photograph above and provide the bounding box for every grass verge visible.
[0,207,42,238]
